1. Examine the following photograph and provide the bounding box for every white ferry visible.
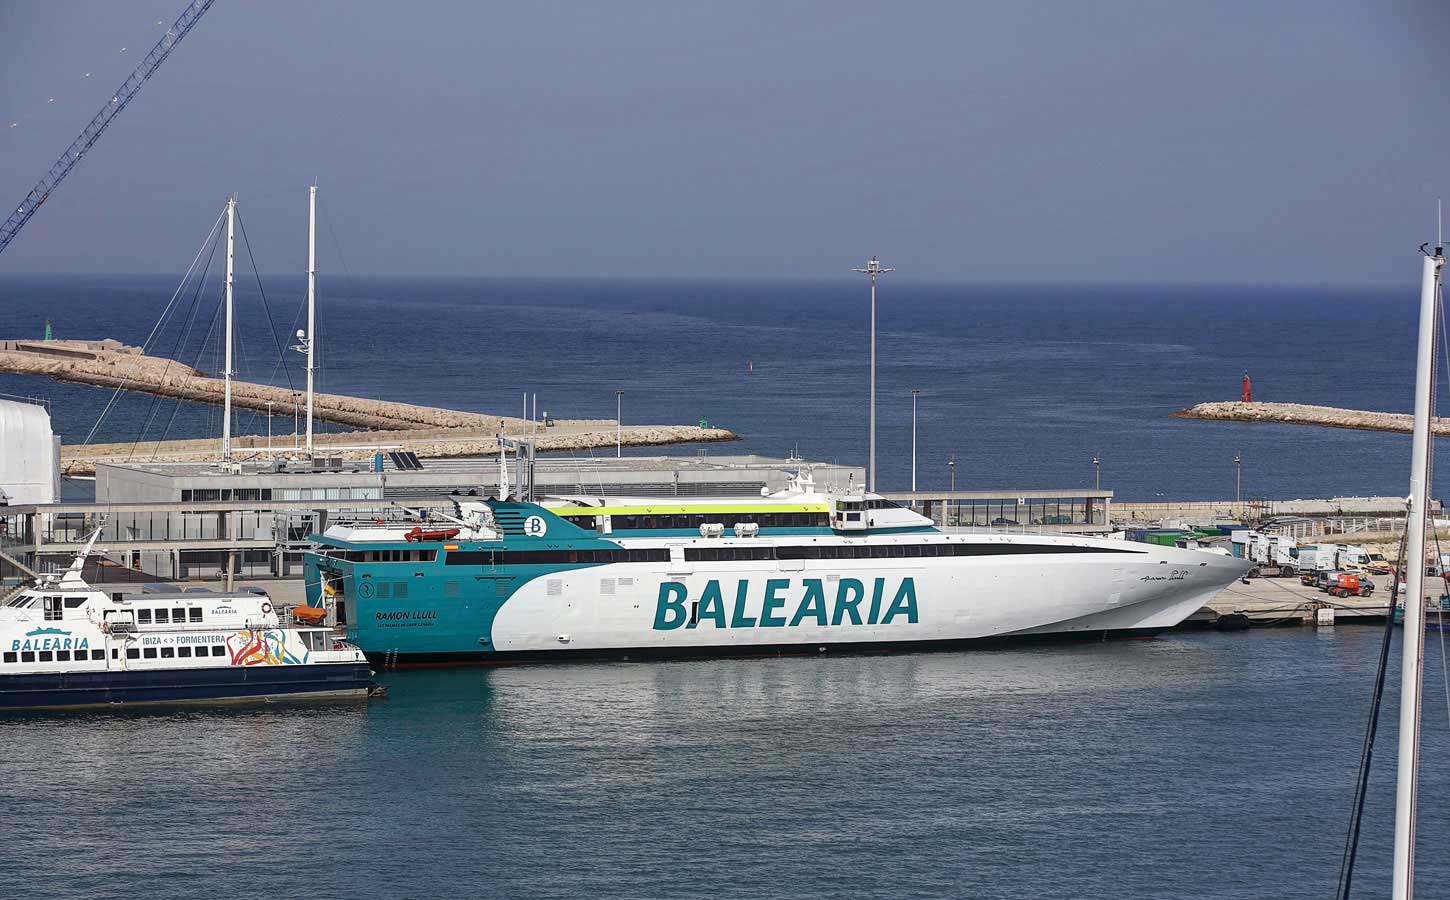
[303,472,1251,665]
[1,530,374,710]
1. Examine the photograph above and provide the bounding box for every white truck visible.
[1232,530,1300,577]
[1294,543,1379,582]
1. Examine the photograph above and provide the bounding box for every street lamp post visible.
[265,400,274,458]
[853,256,894,493]
[948,454,956,527]
[911,389,921,492]
[615,390,624,458]
[1092,454,1100,491]
[1234,450,1242,513]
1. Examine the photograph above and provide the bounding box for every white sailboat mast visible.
[1392,240,1443,900]
[222,196,236,462]
[306,184,317,455]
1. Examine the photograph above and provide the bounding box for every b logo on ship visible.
[654,577,918,630]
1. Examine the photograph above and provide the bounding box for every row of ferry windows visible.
[567,512,831,531]
[688,543,1129,561]
[0,645,227,664]
[326,550,437,563]
[445,548,672,566]
[135,607,205,625]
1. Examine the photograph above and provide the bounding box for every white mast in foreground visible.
[221,196,236,462]
[306,183,317,455]
[1392,237,1443,900]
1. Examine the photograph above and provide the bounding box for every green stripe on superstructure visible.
[553,502,829,517]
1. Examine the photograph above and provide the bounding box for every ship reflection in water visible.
[6,632,1450,899]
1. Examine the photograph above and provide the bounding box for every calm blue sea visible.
[2,275,1449,897]
[3,629,1449,899]
[0,273,1439,500]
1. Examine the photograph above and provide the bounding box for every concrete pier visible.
[1173,400,1450,436]
[0,338,738,473]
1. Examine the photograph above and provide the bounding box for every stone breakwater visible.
[61,424,735,475]
[0,340,738,473]
[1,339,516,430]
[1173,401,1450,436]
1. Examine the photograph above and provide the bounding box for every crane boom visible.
[0,0,217,258]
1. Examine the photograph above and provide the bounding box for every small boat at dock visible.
[0,529,375,710]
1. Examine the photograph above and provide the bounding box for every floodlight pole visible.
[852,256,893,492]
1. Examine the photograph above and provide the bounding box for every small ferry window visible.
[38,651,53,662]
[160,647,175,659]
[21,651,35,663]
[137,609,152,625]
[126,648,139,659]
[189,608,203,623]
[178,646,192,658]
[213,645,228,657]
[2,652,15,663]
[64,596,86,608]
[92,650,105,661]
[43,596,62,621]
[56,650,70,662]
[154,609,169,624]
[142,647,158,659]
[172,609,185,623]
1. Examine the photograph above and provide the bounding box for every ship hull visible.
[368,626,1170,667]
[0,662,373,710]
[344,539,1248,665]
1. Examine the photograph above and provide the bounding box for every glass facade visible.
[910,496,1108,529]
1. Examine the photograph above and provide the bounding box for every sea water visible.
[0,273,1440,500]
[1,628,1448,898]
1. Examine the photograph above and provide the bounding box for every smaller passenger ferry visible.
[0,529,374,710]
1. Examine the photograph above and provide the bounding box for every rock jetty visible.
[1173,401,1450,436]
[0,339,739,473]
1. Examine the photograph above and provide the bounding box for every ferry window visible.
[160,647,175,659]
[43,595,62,621]
[93,650,106,661]
[143,648,158,659]
[38,651,53,662]
[137,609,152,625]
[213,645,228,657]
[189,608,203,623]
[126,648,139,660]
[56,650,70,662]
[393,583,409,599]
[64,596,87,608]
[21,651,35,663]
[178,646,192,658]
[1,652,14,663]
[154,609,169,624]
[172,609,186,623]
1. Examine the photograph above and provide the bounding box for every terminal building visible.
[1,450,1114,594]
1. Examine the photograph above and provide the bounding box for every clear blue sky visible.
[1,1,1445,284]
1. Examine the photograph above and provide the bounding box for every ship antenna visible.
[59,520,105,587]
[497,433,511,501]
